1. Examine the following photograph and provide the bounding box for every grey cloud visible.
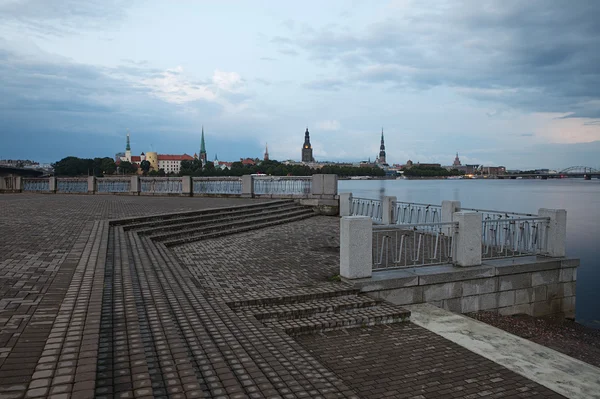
[288,1,600,118]
[303,78,346,91]
[277,48,299,56]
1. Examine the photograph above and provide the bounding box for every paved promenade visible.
[0,194,567,398]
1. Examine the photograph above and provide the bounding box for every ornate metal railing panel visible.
[351,197,383,223]
[461,207,538,222]
[253,176,312,196]
[392,201,441,225]
[192,177,242,195]
[96,178,131,193]
[140,177,182,194]
[482,217,549,259]
[373,222,456,269]
[23,178,50,191]
[57,178,88,193]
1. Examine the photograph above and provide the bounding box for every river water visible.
[338,178,600,328]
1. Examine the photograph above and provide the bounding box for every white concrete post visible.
[130,176,140,195]
[15,176,22,192]
[339,193,353,217]
[242,175,253,198]
[442,200,461,235]
[311,174,324,196]
[340,216,373,279]
[181,176,192,196]
[48,177,56,193]
[87,176,95,194]
[453,211,482,267]
[382,196,397,225]
[538,208,567,257]
[323,174,338,195]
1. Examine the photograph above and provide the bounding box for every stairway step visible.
[114,199,294,228]
[265,304,411,336]
[246,295,382,321]
[142,204,310,237]
[226,287,361,309]
[162,210,315,246]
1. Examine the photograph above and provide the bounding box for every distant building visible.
[241,158,256,166]
[376,129,387,165]
[117,132,194,174]
[453,152,461,167]
[199,126,207,166]
[301,128,315,163]
[264,143,269,161]
[481,166,506,175]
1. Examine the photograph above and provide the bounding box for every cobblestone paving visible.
[0,194,261,398]
[297,324,565,399]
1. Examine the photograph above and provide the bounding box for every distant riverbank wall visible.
[0,174,339,214]
[340,194,577,318]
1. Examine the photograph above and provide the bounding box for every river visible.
[338,178,600,328]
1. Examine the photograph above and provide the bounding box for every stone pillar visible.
[339,192,353,217]
[130,176,140,195]
[15,176,22,192]
[538,208,567,257]
[87,176,95,194]
[453,211,482,267]
[442,200,461,235]
[311,174,324,196]
[323,174,338,195]
[382,196,396,225]
[340,216,373,279]
[242,175,253,198]
[48,177,56,193]
[181,176,192,196]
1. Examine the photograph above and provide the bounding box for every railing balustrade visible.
[461,207,537,222]
[482,217,549,259]
[253,176,312,196]
[57,178,88,193]
[23,178,49,191]
[192,177,242,195]
[3,177,15,190]
[96,178,130,193]
[351,197,383,223]
[392,201,441,225]
[140,177,182,194]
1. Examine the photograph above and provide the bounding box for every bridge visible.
[499,166,599,179]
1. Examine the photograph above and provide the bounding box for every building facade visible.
[301,128,314,163]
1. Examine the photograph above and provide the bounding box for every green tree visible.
[140,160,151,175]
[101,157,116,175]
[119,161,138,175]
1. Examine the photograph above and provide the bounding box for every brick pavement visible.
[0,193,567,398]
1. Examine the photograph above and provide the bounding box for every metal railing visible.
[373,222,456,269]
[482,217,550,259]
[392,201,441,224]
[461,207,538,222]
[253,176,312,196]
[57,178,88,193]
[351,197,383,223]
[140,177,182,194]
[193,177,242,195]
[96,178,131,193]
[23,178,49,191]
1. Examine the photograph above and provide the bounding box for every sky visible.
[0,0,599,170]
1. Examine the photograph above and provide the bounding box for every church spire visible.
[378,128,386,164]
[126,130,131,151]
[200,126,207,165]
[264,143,269,161]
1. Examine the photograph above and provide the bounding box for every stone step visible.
[226,287,361,309]
[114,199,294,228]
[246,295,382,321]
[159,208,315,245]
[138,202,307,236]
[264,303,411,336]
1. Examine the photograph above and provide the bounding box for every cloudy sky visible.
[1,0,599,170]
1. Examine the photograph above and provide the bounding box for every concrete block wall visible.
[349,258,577,318]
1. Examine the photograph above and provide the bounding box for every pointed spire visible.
[200,126,206,155]
[126,129,131,151]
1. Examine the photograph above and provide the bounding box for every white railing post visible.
[339,193,352,216]
[181,176,192,196]
[87,176,95,194]
[130,176,140,195]
[538,208,567,257]
[323,174,337,195]
[48,177,56,193]
[442,200,461,235]
[340,216,373,279]
[453,211,482,267]
[242,175,253,197]
[311,174,324,196]
[15,176,22,192]
[382,196,396,225]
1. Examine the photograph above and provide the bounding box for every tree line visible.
[403,165,465,177]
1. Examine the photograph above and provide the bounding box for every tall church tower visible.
[125,130,132,162]
[378,128,386,164]
[199,126,207,166]
[264,143,269,161]
[453,152,461,167]
[301,128,314,163]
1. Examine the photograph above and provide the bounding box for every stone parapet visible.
[344,256,578,318]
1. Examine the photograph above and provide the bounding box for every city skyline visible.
[1,1,599,170]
